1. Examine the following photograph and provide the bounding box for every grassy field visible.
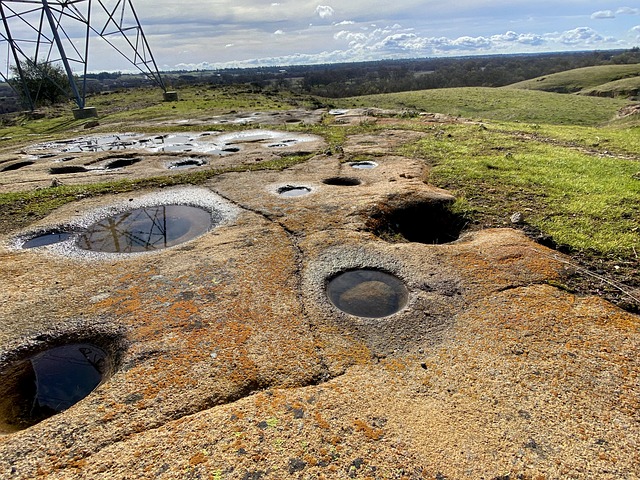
[337,87,631,126]
[504,64,640,95]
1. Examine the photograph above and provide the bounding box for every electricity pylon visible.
[0,0,167,116]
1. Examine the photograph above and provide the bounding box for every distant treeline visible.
[162,48,640,98]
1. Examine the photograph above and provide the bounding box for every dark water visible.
[0,343,109,430]
[278,185,311,197]
[22,232,73,249]
[327,269,409,318]
[350,161,378,169]
[77,205,212,253]
[31,344,107,413]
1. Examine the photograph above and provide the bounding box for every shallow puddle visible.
[167,158,207,170]
[22,231,73,249]
[77,205,212,253]
[277,185,312,197]
[349,161,378,169]
[327,269,409,318]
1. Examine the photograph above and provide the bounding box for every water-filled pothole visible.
[22,230,73,249]
[367,200,466,244]
[277,185,312,197]
[349,161,378,169]
[1,161,35,172]
[322,177,361,186]
[0,341,117,432]
[167,158,207,170]
[77,204,213,253]
[327,269,409,318]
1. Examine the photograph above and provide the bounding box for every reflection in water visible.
[22,232,73,249]
[350,161,378,169]
[77,205,212,253]
[30,344,107,415]
[277,185,311,197]
[327,269,409,318]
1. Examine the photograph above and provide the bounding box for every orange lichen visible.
[353,419,383,440]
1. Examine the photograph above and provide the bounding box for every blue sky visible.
[3,1,640,72]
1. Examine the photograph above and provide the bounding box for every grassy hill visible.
[504,64,640,97]
[337,86,632,126]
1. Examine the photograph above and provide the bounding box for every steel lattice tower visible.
[0,0,167,114]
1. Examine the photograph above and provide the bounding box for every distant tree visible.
[9,59,72,108]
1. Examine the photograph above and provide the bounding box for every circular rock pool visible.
[326,269,409,318]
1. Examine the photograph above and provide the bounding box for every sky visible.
[3,1,640,72]
[134,0,640,71]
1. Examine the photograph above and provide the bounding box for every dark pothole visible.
[277,185,312,197]
[49,165,89,174]
[326,269,409,318]
[322,177,361,186]
[22,230,74,249]
[367,200,467,244]
[0,161,35,172]
[77,204,215,253]
[349,161,378,169]
[102,157,142,170]
[0,331,125,432]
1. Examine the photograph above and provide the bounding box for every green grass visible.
[404,123,640,256]
[579,76,640,98]
[337,87,629,126]
[504,64,640,94]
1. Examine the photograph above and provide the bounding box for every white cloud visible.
[617,7,640,15]
[591,10,615,19]
[335,20,354,26]
[271,3,281,6]
[557,27,605,45]
[633,25,640,39]
[315,5,335,19]
[274,29,285,35]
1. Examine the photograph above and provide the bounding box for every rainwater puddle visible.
[277,185,312,197]
[167,158,207,170]
[327,269,409,318]
[22,231,73,249]
[28,130,319,156]
[0,343,109,430]
[349,161,378,169]
[77,205,212,253]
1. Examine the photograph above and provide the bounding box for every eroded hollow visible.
[103,157,142,170]
[367,200,467,244]
[22,230,73,249]
[349,161,378,169]
[323,177,361,186]
[327,269,409,318]
[0,331,125,433]
[77,204,214,253]
[277,185,312,197]
[167,158,207,170]
[1,161,35,172]
[49,165,89,174]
